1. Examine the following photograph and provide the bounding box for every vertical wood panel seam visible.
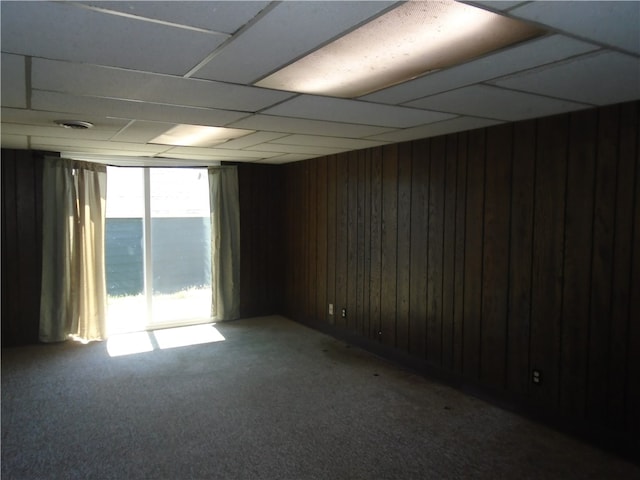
[426,141,432,357]
[580,114,598,416]
[451,136,458,366]
[504,125,515,390]
[461,135,468,372]
[395,151,400,347]
[584,111,601,412]
[479,129,487,379]
[558,114,572,405]
[526,121,539,396]
[606,106,622,417]
[407,146,413,345]
[404,146,414,349]
[440,141,447,366]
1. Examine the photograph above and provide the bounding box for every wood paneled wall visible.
[237,163,283,318]
[281,101,640,440]
[1,149,45,346]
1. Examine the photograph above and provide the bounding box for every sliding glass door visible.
[149,168,212,326]
[106,167,212,334]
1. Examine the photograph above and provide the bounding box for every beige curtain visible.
[208,166,240,321]
[40,158,108,342]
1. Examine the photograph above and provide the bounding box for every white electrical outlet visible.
[329,304,334,315]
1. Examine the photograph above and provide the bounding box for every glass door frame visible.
[106,166,213,334]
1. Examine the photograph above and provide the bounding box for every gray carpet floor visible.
[2,315,638,479]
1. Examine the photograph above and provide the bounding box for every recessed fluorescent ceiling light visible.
[150,125,254,147]
[256,0,544,98]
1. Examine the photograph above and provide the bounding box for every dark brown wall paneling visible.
[1,150,45,346]
[506,121,536,396]
[463,128,485,381]
[560,109,596,418]
[481,124,512,389]
[452,133,468,375]
[409,139,429,358]
[442,134,458,372]
[529,114,568,408]
[237,163,284,318]
[610,102,638,430]
[427,136,445,366]
[380,144,398,347]
[396,144,412,353]
[281,101,640,443]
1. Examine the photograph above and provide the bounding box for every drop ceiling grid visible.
[0,53,26,109]
[268,134,387,150]
[190,1,396,84]
[366,116,504,143]
[360,34,600,105]
[30,91,250,127]
[489,50,640,106]
[31,58,294,113]
[244,143,347,156]
[508,1,640,55]
[228,114,398,138]
[159,145,282,160]
[2,123,129,142]
[0,2,227,76]
[218,131,290,149]
[262,95,457,128]
[406,84,591,122]
[76,1,271,35]
[29,136,173,154]
[0,108,132,130]
[110,121,179,143]
[1,1,639,164]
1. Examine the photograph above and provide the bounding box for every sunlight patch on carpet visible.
[106,324,225,357]
[107,331,154,357]
[154,324,226,350]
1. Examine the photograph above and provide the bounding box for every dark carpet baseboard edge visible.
[289,315,640,466]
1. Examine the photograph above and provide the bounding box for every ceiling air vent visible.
[55,120,94,129]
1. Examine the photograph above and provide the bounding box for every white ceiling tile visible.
[163,153,262,165]
[407,85,590,121]
[62,154,219,167]
[78,1,269,34]
[362,35,599,105]
[269,135,388,150]
[164,146,280,160]
[491,51,640,106]
[245,143,346,155]
[191,1,395,83]
[110,121,175,143]
[1,54,26,108]
[1,108,131,130]
[263,95,455,128]
[0,2,226,75]
[2,123,124,141]
[228,114,396,138]
[1,134,29,149]
[218,131,288,149]
[31,91,249,127]
[33,145,166,158]
[258,154,320,164]
[367,116,504,143]
[30,136,170,154]
[32,58,293,112]
[510,1,640,54]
